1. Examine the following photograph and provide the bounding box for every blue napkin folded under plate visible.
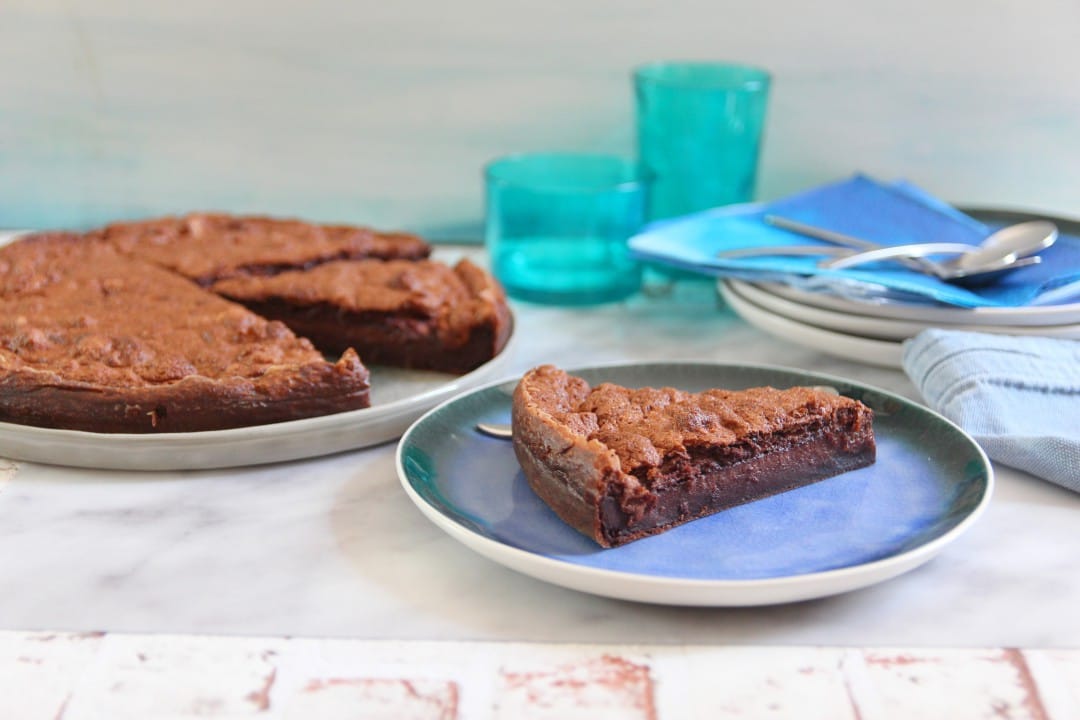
[628,174,1080,308]
[903,329,1080,492]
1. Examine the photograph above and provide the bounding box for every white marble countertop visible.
[1,265,1078,650]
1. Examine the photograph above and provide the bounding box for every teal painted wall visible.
[2,0,1078,239]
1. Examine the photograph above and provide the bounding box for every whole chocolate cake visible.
[511,365,876,547]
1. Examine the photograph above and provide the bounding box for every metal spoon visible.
[716,241,1042,282]
[819,236,1048,279]
[944,220,1057,275]
[769,215,1057,282]
[763,215,938,275]
[818,242,1034,273]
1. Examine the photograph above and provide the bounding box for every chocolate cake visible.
[90,213,431,285]
[212,258,513,374]
[0,214,512,434]
[0,234,371,433]
[511,365,876,547]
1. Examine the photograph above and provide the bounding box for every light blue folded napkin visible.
[903,329,1080,492]
[628,174,1080,308]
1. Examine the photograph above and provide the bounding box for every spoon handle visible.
[819,243,977,271]
[764,215,881,250]
[765,214,939,274]
[716,245,851,259]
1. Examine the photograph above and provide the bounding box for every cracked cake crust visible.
[90,212,431,285]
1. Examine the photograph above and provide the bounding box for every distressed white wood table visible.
[2,257,1078,717]
[4,632,1080,719]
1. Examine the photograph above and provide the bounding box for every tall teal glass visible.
[635,62,771,220]
[484,153,647,306]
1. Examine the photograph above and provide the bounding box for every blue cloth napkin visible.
[903,329,1080,492]
[628,174,1080,308]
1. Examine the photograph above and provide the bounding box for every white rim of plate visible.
[720,282,904,368]
[396,361,994,606]
[754,281,1080,326]
[728,280,1080,341]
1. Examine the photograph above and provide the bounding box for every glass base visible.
[493,236,641,307]
[503,282,639,307]
[641,263,720,299]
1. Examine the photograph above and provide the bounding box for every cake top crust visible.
[212,258,507,346]
[0,233,335,389]
[517,364,871,472]
[89,213,431,284]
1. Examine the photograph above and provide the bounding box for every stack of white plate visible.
[719,279,1080,368]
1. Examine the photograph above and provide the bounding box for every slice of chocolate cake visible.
[212,258,513,374]
[511,365,876,547]
[0,234,371,433]
[91,213,431,285]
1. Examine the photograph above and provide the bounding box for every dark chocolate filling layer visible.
[597,421,875,546]
[228,299,500,374]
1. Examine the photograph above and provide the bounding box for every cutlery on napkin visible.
[903,329,1080,492]
[628,174,1080,308]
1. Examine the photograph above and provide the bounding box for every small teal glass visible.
[484,153,648,306]
[635,61,771,220]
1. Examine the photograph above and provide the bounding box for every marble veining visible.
[0,460,17,489]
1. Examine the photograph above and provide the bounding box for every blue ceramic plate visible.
[396,363,993,606]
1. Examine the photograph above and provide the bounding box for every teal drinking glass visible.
[635,61,771,220]
[484,153,647,306]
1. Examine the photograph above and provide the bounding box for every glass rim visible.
[633,60,771,90]
[484,152,651,193]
